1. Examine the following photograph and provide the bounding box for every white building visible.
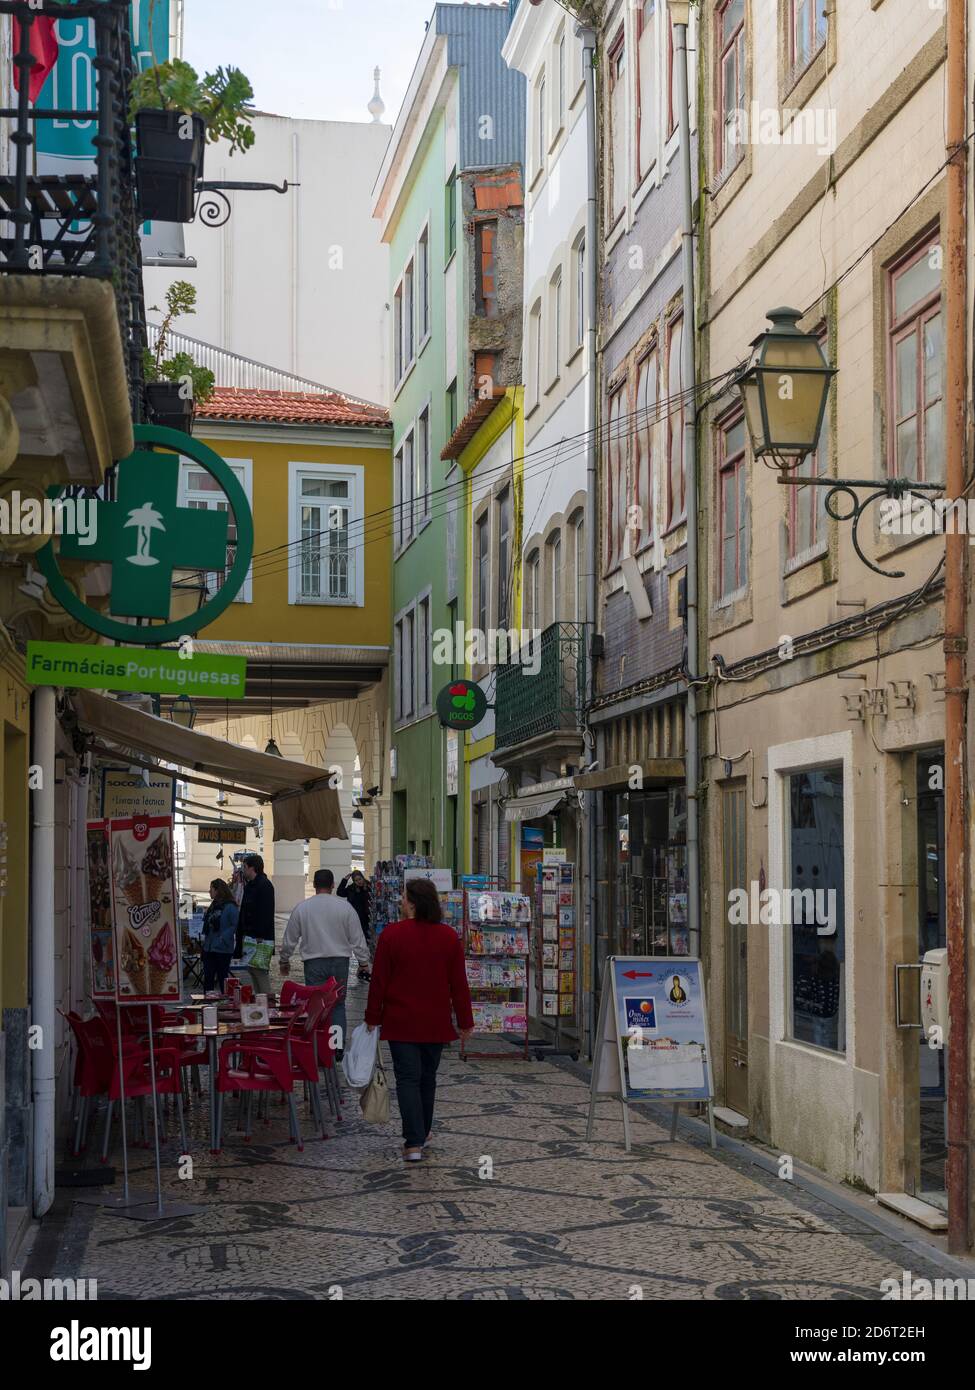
[143,112,391,403]
[503,3,590,650]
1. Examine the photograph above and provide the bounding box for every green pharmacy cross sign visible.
[436,679,489,730]
[38,426,254,645]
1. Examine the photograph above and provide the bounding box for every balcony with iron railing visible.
[494,620,589,758]
[0,0,146,443]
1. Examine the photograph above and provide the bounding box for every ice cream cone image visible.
[141,872,162,903]
[141,834,172,905]
[147,922,177,998]
[123,878,145,907]
[120,929,148,996]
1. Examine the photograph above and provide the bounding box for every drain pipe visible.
[669,2,700,950]
[943,0,969,1256]
[577,18,599,1057]
[31,685,56,1217]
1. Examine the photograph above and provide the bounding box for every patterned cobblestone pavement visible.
[25,963,960,1301]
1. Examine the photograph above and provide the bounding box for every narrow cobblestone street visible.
[23,959,965,1302]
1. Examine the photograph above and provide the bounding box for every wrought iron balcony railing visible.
[494,621,589,751]
[0,0,147,423]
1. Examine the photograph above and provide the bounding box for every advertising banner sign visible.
[588,956,716,1152]
[86,820,117,999]
[109,815,181,1002]
[101,767,176,819]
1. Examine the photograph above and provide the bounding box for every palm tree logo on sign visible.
[124,502,166,567]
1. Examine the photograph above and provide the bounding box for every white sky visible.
[181,0,501,126]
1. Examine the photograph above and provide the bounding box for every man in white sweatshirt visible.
[280,868,370,1055]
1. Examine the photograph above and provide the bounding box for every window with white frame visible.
[608,28,627,227]
[570,509,586,622]
[549,268,563,382]
[525,549,540,632]
[417,595,430,711]
[418,406,431,524]
[497,486,512,630]
[402,429,414,547]
[418,226,430,342]
[557,27,566,133]
[549,529,562,625]
[574,234,586,348]
[529,299,543,408]
[394,257,416,387]
[536,73,547,174]
[288,463,363,606]
[178,459,252,602]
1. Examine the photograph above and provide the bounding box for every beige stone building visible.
[697,0,957,1218]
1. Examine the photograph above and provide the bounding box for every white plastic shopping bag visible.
[342,1021,379,1088]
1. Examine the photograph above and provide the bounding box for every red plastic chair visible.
[214,1029,301,1153]
[277,980,345,1120]
[60,1011,115,1156]
[99,1021,186,1160]
[232,992,329,1141]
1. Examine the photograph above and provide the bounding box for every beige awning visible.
[503,790,568,822]
[72,690,346,842]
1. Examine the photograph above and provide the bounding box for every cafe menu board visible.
[108,815,181,1002]
[537,861,576,1019]
[86,820,117,999]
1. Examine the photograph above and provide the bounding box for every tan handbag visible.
[359,1061,391,1124]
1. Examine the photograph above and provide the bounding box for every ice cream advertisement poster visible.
[86,820,116,1000]
[108,816,180,1001]
[612,957,713,1102]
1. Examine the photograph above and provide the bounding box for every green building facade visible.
[372,3,525,872]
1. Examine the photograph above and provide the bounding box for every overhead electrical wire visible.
[242,365,746,587]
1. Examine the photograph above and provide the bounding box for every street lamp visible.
[736,307,835,469]
[666,0,691,24]
[166,694,196,729]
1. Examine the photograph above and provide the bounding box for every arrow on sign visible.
[622,970,655,980]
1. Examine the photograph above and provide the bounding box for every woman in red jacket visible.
[365,877,474,1161]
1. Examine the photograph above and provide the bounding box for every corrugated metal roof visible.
[434,3,525,172]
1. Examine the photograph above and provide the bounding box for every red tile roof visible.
[196,388,390,429]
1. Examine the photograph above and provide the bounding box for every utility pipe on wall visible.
[577,19,599,1058]
[943,0,969,1255]
[671,7,701,949]
[31,685,56,1217]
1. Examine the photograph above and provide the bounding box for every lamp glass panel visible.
[758,368,824,452]
[741,379,765,453]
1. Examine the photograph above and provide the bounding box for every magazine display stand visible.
[369,854,433,941]
[532,860,580,1061]
[461,890,531,1061]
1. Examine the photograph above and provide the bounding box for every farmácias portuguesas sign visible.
[37,426,254,645]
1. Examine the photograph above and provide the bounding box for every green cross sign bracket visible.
[37,426,254,645]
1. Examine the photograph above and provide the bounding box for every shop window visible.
[788,766,845,1052]
[888,231,943,485]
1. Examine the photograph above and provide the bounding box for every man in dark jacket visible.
[338,870,371,942]
[237,854,275,994]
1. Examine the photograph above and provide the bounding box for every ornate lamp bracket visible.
[777,473,944,578]
[193,180,297,228]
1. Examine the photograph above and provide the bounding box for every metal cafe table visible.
[158,1012,293,1154]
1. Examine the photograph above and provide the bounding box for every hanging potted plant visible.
[143,280,216,433]
[130,59,256,223]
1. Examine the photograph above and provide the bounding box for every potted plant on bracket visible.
[143,280,216,434]
[130,59,256,223]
